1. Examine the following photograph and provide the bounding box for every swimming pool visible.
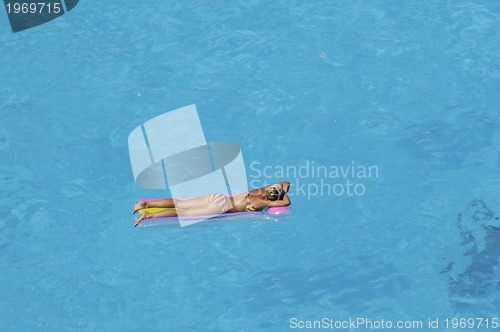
[1,1,499,331]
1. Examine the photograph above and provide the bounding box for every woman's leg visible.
[174,196,211,209]
[132,197,185,214]
[135,196,228,226]
[133,196,209,214]
[178,195,228,216]
[134,209,179,226]
[146,196,218,212]
[177,204,222,216]
[133,200,148,213]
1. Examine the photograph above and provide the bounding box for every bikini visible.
[208,192,257,213]
[208,193,228,213]
[244,193,257,211]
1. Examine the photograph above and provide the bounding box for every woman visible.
[133,182,291,226]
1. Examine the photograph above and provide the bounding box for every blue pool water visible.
[1,1,500,331]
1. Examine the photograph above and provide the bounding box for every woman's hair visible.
[264,184,283,201]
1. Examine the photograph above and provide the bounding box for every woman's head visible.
[264,184,283,201]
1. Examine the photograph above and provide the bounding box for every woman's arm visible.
[276,181,290,199]
[266,193,291,207]
[278,181,290,192]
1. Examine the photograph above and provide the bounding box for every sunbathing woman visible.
[133,182,290,226]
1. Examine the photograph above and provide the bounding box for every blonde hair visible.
[264,184,283,201]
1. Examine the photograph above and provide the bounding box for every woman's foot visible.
[134,211,150,227]
[133,200,147,214]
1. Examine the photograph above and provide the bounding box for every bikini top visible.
[240,192,257,211]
